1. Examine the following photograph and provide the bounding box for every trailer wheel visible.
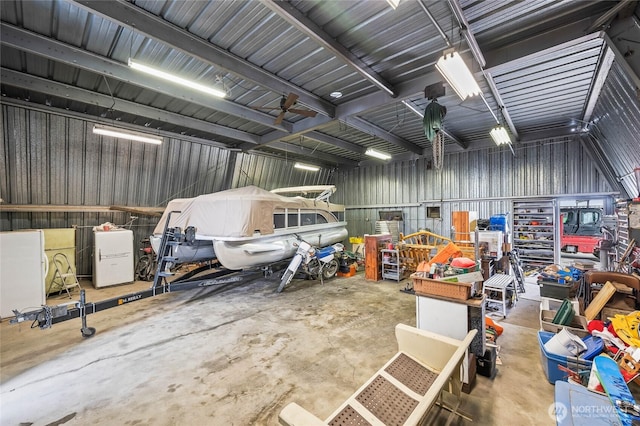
[81,327,96,338]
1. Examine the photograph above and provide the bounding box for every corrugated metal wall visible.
[333,138,615,239]
[586,62,640,199]
[0,105,333,275]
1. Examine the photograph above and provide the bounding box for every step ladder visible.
[152,211,181,289]
[47,253,82,298]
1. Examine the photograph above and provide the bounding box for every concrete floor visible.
[1,271,562,425]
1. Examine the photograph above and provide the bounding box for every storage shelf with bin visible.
[381,249,405,282]
[512,199,560,268]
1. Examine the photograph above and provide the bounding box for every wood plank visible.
[1,204,113,213]
[585,281,617,321]
[109,206,163,217]
[0,203,164,216]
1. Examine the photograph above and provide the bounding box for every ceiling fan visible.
[253,93,317,125]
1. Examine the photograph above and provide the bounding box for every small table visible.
[483,274,516,318]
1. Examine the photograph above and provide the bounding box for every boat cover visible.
[153,186,339,238]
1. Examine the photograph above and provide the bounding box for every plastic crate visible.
[539,280,579,299]
[410,272,471,300]
[538,331,604,384]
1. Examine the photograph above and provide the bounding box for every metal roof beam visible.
[268,141,358,166]
[484,19,603,73]
[0,24,284,130]
[0,68,262,145]
[260,0,396,97]
[72,0,335,117]
[302,132,367,154]
[348,116,424,155]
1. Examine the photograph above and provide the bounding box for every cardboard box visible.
[540,309,589,338]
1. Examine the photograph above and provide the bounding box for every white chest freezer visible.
[0,230,47,318]
[93,229,134,288]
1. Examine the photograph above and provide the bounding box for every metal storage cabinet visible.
[512,199,560,268]
[93,229,134,288]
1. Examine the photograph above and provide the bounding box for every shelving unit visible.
[615,201,640,273]
[381,249,404,281]
[616,201,630,271]
[512,199,560,268]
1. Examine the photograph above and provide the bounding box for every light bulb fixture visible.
[490,125,511,146]
[294,162,319,172]
[435,49,482,100]
[365,148,392,160]
[93,124,162,145]
[128,59,227,98]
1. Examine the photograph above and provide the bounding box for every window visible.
[287,213,299,227]
[301,213,316,226]
[274,213,285,229]
[581,211,600,225]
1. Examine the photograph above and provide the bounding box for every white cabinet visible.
[0,230,47,318]
[415,294,486,385]
[93,229,134,288]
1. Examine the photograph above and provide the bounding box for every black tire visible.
[277,269,295,293]
[322,259,339,279]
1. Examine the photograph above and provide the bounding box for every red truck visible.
[560,207,603,257]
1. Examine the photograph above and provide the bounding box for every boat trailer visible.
[10,212,254,337]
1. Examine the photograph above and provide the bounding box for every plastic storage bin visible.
[538,331,604,384]
[539,280,579,299]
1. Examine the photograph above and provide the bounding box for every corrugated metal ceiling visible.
[0,0,637,173]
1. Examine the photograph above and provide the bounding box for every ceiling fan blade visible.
[274,111,286,125]
[288,108,317,118]
[282,93,299,110]
[252,106,281,110]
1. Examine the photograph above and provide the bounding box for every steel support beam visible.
[72,0,335,117]
[0,24,283,130]
[0,68,261,145]
[260,0,396,97]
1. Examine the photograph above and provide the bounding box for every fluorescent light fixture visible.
[365,148,392,160]
[93,125,162,145]
[294,162,319,172]
[490,125,511,146]
[435,49,482,100]
[128,58,227,98]
[386,0,401,9]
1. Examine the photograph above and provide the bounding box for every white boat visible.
[150,185,348,270]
